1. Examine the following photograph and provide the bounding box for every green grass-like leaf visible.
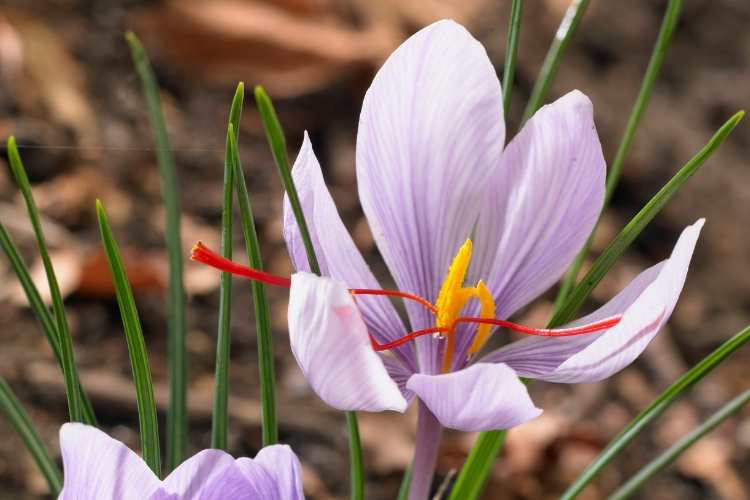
[254,85,364,499]
[254,85,320,275]
[521,0,590,123]
[554,0,683,309]
[228,119,278,446]
[96,200,161,476]
[211,83,244,450]
[447,429,507,500]
[0,223,97,425]
[0,378,62,495]
[502,0,523,117]
[346,412,364,500]
[562,324,750,499]
[610,386,750,500]
[6,137,83,423]
[125,31,187,470]
[395,463,412,500]
[549,110,743,327]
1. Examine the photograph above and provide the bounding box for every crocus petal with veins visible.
[59,423,160,500]
[454,90,606,365]
[484,220,704,382]
[283,133,409,368]
[406,363,542,432]
[151,450,236,499]
[233,445,304,500]
[252,445,305,500]
[471,90,605,320]
[57,423,305,500]
[288,272,408,412]
[356,19,505,373]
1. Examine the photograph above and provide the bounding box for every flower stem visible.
[409,401,443,500]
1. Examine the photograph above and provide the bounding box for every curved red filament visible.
[350,288,438,314]
[192,242,438,312]
[193,241,622,353]
[369,315,622,352]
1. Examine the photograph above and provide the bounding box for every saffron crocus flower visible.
[58,423,304,499]
[192,18,703,500]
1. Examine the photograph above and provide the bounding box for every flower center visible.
[435,240,495,372]
[191,241,622,365]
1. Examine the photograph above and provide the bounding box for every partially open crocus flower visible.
[58,423,304,499]
[194,19,703,435]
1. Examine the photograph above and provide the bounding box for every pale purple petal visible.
[482,262,662,376]
[252,445,304,500]
[484,220,704,382]
[356,20,505,372]
[58,423,160,500]
[283,134,410,371]
[152,450,235,499]
[235,459,280,499]
[381,354,416,403]
[288,272,408,412]
[406,363,542,432]
[471,90,605,320]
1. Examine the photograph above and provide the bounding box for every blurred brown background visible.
[0,0,748,498]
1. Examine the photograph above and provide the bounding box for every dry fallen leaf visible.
[133,0,400,97]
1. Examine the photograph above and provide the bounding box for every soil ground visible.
[0,1,748,499]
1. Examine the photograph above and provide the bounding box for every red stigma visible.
[191,241,623,355]
[191,242,292,288]
[191,242,438,312]
[368,315,622,352]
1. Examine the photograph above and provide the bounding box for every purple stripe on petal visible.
[456,91,605,366]
[58,423,160,500]
[356,20,505,373]
[406,363,541,432]
[234,458,281,499]
[381,354,416,403]
[283,134,410,368]
[485,220,704,383]
[288,272,407,412]
[472,90,605,319]
[155,450,235,499]
[252,445,305,500]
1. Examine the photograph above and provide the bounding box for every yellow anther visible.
[467,280,496,357]
[435,240,498,372]
[435,239,473,329]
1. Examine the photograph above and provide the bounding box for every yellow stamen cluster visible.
[435,240,496,373]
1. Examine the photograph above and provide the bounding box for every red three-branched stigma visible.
[191,241,622,353]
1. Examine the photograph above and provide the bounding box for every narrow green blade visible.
[522,0,590,123]
[253,86,320,276]
[0,223,97,425]
[228,120,278,446]
[502,0,523,116]
[610,386,750,500]
[562,324,750,499]
[125,32,187,470]
[6,137,82,423]
[346,411,364,500]
[447,430,507,500]
[254,85,364,499]
[0,378,62,495]
[96,201,161,476]
[554,0,683,308]
[396,463,413,500]
[211,83,244,450]
[549,110,743,327]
